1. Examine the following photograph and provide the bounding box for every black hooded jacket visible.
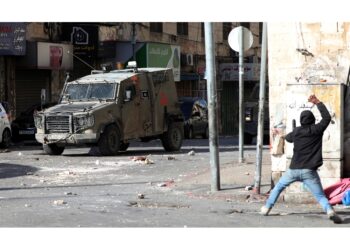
[285,102,331,170]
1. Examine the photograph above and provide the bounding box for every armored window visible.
[89,84,115,99]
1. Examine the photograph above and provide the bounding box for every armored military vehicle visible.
[34,62,184,156]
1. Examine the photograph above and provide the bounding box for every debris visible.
[144,158,154,164]
[64,171,75,175]
[64,192,73,196]
[157,183,167,187]
[26,172,34,175]
[95,160,100,165]
[138,193,145,199]
[53,200,67,205]
[40,179,46,183]
[157,180,175,187]
[167,156,176,160]
[230,209,243,214]
[244,185,253,191]
[188,150,195,156]
[24,204,31,208]
[18,152,22,156]
[245,172,250,175]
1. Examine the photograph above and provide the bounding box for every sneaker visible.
[327,209,342,224]
[260,205,271,216]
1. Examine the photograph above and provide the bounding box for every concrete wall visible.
[268,22,350,199]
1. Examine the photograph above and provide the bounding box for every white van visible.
[0,102,11,148]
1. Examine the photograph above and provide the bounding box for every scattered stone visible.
[40,179,46,183]
[144,158,154,164]
[26,172,34,175]
[64,192,73,196]
[24,204,31,208]
[188,150,195,156]
[230,209,243,214]
[244,185,253,191]
[21,183,26,186]
[18,152,22,156]
[167,156,176,160]
[53,200,67,205]
[157,183,167,187]
[64,171,75,175]
[138,193,145,199]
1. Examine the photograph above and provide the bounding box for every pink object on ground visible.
[323,178,350,205]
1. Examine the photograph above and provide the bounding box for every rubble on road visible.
[53,200,67,205]
[188,150,195,156]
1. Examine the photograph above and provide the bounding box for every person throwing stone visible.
[260,94,342,224]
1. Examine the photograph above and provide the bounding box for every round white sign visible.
[228,26,253,52]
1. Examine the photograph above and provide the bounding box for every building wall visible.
[268,22,350,198]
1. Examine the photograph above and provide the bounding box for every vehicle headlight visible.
[34,115,44,129]
[74,114,95,129]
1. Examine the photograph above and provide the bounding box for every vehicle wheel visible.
[119,142,130,151]
[161,121,183,152]
[0,129,11,148]
[244,133,253,145]
[98,125,120,156]
[202,126,209,139]
[188,127,194,139]
[43,143,65,155]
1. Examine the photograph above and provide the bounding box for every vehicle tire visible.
[98,124,120,156]
[202,126,209,139]
[188,127,194,139]
[119,142,130,151]
[0,129,11,148]
[161,121,183,152]
[244,133,253,145]
[43,143,65,155]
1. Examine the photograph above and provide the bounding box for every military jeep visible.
[34,63,184,156]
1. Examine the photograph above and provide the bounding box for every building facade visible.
[0,22,263,137]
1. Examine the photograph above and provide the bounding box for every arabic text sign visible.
[0,23,26,56]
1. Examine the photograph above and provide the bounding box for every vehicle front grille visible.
[45,115,71,133]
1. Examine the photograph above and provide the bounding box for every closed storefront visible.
[15,69,50,114]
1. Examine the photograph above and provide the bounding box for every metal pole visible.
[254,22,267,194]
[238,27,245,163]
[204,22,220,192]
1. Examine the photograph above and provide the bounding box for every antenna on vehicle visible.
[67,50,95,70]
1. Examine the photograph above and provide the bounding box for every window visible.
[240,22,250,29]
[150,22,163,33]
[259,22,263,44]
[201,23,204,38]
[222,22,232,40]
[177,23,188,36]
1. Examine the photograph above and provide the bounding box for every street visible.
[1,137,349,228]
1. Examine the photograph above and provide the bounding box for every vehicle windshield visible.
[61,82,117,102]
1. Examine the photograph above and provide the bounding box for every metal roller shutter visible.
[15,70,50,116]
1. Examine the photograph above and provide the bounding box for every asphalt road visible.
[0,138,349,228]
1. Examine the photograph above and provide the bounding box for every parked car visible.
[11,102,56,142]
[0,102,11,148]
[180,97,209,139]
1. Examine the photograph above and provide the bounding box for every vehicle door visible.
[121,79,141,139]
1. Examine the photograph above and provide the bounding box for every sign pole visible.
[238,27,245,163]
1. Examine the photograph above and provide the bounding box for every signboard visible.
[146,43,181,82]
[0,23,26,55]
[61,24,98,62]
[37,42,73,70]
[220,63,260,81]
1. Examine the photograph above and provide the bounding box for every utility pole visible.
[204,22,220,192]
[254,22,267,194]
[238,26,245,163]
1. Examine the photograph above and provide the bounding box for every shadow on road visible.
[0,163,38,179]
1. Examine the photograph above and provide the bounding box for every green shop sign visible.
[137,43,180,81]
